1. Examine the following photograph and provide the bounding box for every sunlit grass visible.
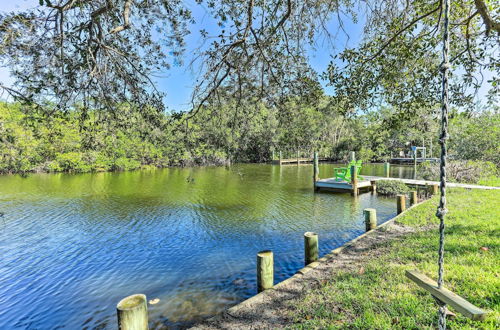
[290,189,500,329]
[478,176,500,187]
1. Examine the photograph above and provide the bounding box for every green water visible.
[0,163,413,328]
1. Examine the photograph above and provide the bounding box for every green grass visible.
[478,176,500,187]
[290,189,500,329]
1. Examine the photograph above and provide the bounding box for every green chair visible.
[334,160,363,182]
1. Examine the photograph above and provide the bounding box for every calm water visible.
[0,163,413,329]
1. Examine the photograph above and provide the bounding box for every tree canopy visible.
[1,0,496,115]
[325,0,499,114]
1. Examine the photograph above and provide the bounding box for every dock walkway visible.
[390,157,438,164]
[273,157,329,165]
[315,175,499,192]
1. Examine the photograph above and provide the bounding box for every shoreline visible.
[191,200,429,329]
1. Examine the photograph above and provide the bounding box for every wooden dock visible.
[315,175,499,193]
[390,157,438,164]
[273,157,329,165]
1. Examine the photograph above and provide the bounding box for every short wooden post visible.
[117,294,148,330]
[397,194,406,214]
[384,162,390,178]
[350,165,358,196]
[296,150,300,165]
[257,250,274,292]
[370,180,377,193]
[279,151,282,165]
[272,150,275,161]
[313,152,319,191]
[313,152,319,181]
[429,184,439,196]
[349,151,356,162]
[410,191,418,206]
[413,151,417,179]
[363,208,377,231]
[304,232,319,265]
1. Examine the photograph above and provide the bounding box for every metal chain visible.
[437,0,450,328]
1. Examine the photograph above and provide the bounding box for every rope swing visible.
[436,0,451,326]
[406,0,487,328]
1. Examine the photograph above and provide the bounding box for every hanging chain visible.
[437,0,450,328]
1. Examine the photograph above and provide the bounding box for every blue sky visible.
[0,1,365,111]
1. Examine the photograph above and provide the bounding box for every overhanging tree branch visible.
[109,0,132,34]
[365,3,441,62]
[474,0,500,35]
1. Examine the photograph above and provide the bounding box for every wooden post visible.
[350,165,358,196]
[429,184,439,196]
[296,150,300,165]
[304,232,319,265]
[279,151,282,166]
[117,294,148,330]
[413,150,417,179]
[370,180,377,193]
[349,151,356,162]
[363,208,377,231]
[384,162,390,178]
[257,250,273,292]
[313,151,319,191]
[313,152,319,181]
[410,191,418,206]
[272,150,275,161]
[397,194,406,214]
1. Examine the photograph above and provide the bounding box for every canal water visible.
[0,163,413,329]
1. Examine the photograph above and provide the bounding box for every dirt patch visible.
[191,221,423,329]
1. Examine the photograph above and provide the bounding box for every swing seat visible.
[406,270,488,321]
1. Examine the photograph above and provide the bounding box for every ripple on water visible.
[0,164,408,328]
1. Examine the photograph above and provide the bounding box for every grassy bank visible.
[291,189,499,329]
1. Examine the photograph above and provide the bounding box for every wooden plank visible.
[316,179,373,189]
[354,176,500,190]
[406,270,488,321]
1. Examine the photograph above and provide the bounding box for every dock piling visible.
[429,184,439,196]
[397,194,406,214]
[384,162,390,178]
[370,180,377,193]
[304,232,319,265]
[313,152,319,191]
[257,250,274,292]
[363,208,377,231]
[350,151,356,162]
[117,294,148,330]
[313,152,319,185]
[350,165,358,196]
[413,151,417,179]
[410,191,418,206]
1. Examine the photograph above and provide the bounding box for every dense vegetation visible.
[1,1,498,177]
[1,100,498,174]
[419,160,500,185]
[375,180,410,196]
